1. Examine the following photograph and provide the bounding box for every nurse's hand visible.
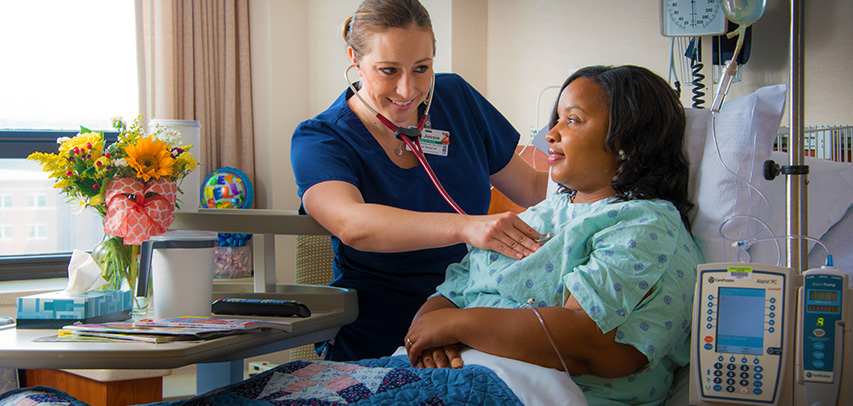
[463,212,542,259]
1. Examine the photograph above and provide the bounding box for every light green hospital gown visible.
[433,193,703,406]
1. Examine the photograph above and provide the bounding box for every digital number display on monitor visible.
[716,287,766,355]
[808,290,838,302]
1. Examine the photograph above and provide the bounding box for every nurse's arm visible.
[489,153,549,208]
[301,180,541,256]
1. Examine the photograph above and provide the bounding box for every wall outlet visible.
[248,361,277,377]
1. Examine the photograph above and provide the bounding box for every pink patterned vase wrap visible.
[104,177,177,245]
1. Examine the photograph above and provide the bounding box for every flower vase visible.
[92,235,150,316]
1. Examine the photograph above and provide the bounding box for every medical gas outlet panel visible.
[690,263,799,406]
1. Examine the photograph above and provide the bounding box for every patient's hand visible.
[406,308,463,368]
[413,344,463,369]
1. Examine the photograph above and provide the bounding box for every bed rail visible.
[776,125,853,163]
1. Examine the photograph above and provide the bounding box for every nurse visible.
[291,0,548,361]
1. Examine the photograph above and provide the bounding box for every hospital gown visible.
[434,193,702,406]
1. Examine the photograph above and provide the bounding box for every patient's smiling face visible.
[546,77,617,203]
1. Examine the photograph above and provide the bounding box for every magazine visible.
[134,316,292,333]
[56,329,201,343]
[60,322,256,340]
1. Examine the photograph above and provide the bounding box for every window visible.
[0,0,140,280]
[28,224,48,240]
[27,194,47,208]
[0,225,12,240]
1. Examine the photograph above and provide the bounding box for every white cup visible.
[149,119,202,212]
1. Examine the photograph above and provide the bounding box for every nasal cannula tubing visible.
[345,65,467,215]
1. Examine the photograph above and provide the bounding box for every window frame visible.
[0,129,118,281]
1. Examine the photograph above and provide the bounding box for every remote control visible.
[211,298,312,318]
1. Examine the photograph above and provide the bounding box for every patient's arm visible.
[406,294,647,378]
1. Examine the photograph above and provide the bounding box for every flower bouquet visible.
[28,116,198,314]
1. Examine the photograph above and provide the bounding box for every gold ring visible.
[406,337,413,347]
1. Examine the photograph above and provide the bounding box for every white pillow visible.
[684,108,711,210]
[748,151,853,266]
[690,84,787,263]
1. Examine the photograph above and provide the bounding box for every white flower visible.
[56,137,71,144]
[70,199,86,216]
[152,124,182,145]
[114,158,128,167]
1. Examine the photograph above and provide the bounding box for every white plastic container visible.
[145,230,217,318]
[149,119,202,212]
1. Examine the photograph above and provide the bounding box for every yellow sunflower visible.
[125,136,175,181]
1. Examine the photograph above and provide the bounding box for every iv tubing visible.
[710,115,778,251]
[732,234,832,268]
[710,24,749,113]
[524,299,571,379]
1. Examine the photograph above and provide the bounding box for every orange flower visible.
[125,136,174,181]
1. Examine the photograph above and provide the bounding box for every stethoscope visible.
[345,64,466,215]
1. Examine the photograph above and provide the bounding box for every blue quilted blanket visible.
[0,356,523,406]
[155,356,523,405]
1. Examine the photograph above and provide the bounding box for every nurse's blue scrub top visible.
[291,73,519,360]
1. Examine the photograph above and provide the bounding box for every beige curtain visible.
[138,0,255,186]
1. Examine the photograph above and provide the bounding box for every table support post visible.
[196,361,243,395]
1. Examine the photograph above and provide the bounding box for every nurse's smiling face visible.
[350,25,434,127]
[545,77,617,203]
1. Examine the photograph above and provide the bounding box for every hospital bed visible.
[2,84,852,405]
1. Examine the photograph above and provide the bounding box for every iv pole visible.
[788,0,808,272]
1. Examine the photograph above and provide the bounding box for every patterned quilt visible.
[0,356,523,406]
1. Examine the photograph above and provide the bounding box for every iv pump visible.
[689,262,852,405]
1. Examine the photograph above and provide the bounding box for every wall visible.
[248,0,853,284]
[486,0,853,130]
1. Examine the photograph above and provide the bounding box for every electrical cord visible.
[668,37,682,98]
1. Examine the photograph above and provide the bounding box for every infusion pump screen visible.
[716,287,766,355]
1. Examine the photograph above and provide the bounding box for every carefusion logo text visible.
[708,276,739,284]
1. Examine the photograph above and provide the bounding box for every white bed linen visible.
[391,346,588,405]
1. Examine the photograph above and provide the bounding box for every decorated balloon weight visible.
[201,167,254,209]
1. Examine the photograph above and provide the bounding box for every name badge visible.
[417,128,450,156]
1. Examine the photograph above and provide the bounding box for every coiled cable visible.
[688,37,706,109]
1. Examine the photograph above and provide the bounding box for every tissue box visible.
[15,290,132,329]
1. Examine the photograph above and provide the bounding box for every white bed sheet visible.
[809,205,853,273]
[391,347,588,405]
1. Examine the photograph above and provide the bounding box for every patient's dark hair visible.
[550,65,694,230]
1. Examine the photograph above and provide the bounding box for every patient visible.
[404,65,703,405]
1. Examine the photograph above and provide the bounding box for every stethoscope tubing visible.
[345,65,466,215]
